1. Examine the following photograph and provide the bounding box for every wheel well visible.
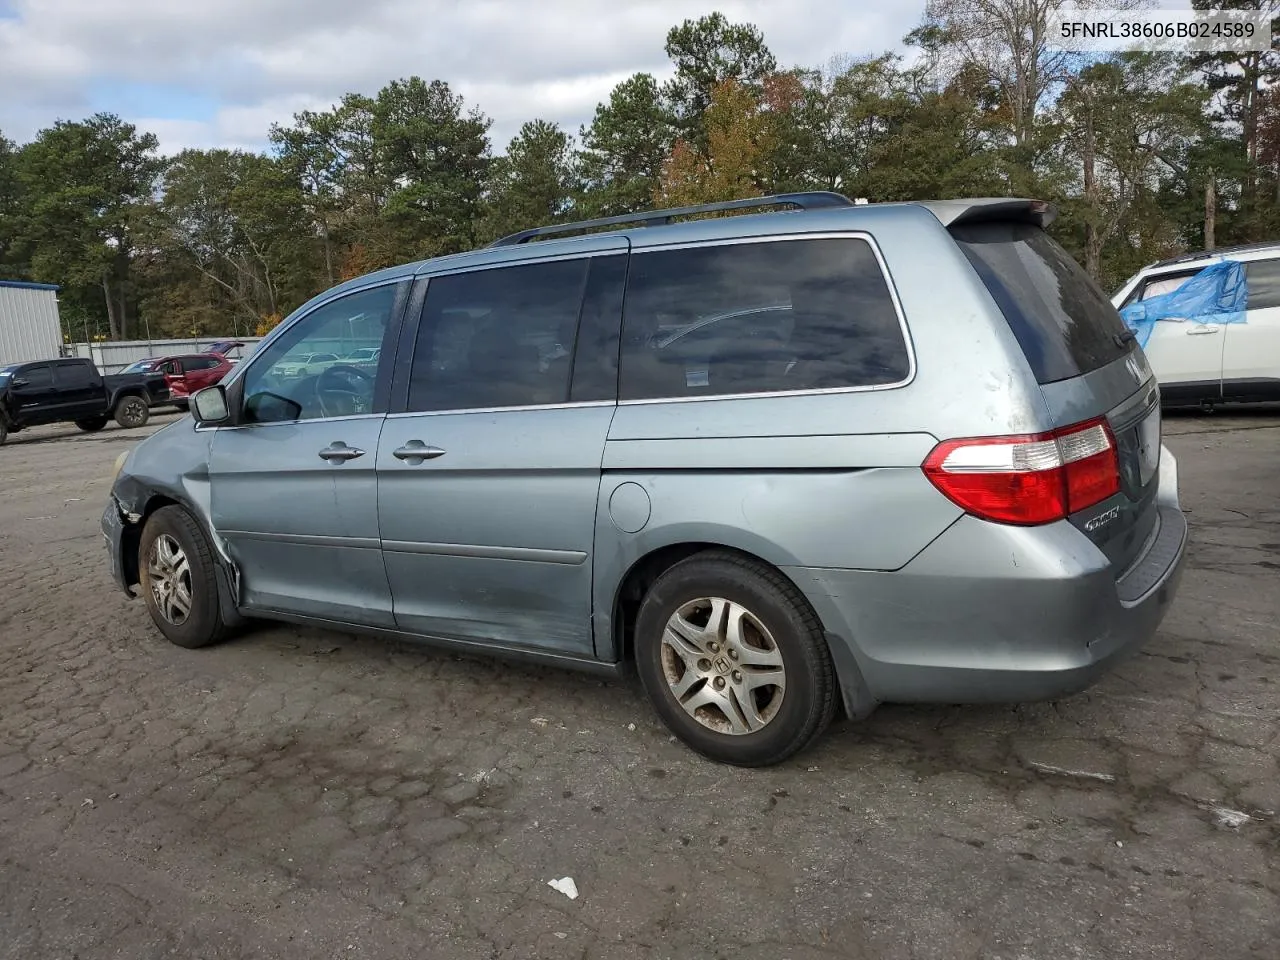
[612,543,808,664]
[120,495,180,587]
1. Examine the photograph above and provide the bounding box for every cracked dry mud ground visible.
[1,410,1277,960]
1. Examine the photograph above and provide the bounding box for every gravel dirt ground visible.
[0,409,1277,960]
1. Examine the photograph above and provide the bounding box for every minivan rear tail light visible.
[922,418,1121,526]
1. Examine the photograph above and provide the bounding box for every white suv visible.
[1113,241,1280,409]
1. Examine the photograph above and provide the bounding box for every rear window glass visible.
[951,221,1130,384]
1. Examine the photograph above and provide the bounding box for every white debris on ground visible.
[1027,761,1117,783]
[547,877,579,900]
[1210,806,1255,829]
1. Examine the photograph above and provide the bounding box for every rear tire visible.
[75,416,108,432]
[634,550,837,767]
[138,506,231,649]
[0,421,7,445]
[114,395,150,429]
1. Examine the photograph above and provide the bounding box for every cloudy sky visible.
[0,0,1196,156]
[0,0,936,154]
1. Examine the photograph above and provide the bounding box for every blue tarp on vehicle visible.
[1119,260,1248,349]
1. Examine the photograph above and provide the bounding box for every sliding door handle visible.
[392,440,446,464]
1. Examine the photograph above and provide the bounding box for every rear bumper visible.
[787,447,1189,710]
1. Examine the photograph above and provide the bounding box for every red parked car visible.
[120,353,234,410]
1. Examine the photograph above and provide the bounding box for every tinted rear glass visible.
[55,361,96,387]
[951,221,1130,384]
[1245,257,1280,309]
[620,237,910,401]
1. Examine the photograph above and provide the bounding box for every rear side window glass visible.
[1118,269,1199,309]
[55,362,96,387]
[1140,272,1198,301]
[951,221,1130,384]
[570,255,627,402]
[619,238,909,401]
[407,258,590,412]
[1245,258,1280,309]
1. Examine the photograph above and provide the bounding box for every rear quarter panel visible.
[592,207,1053,660]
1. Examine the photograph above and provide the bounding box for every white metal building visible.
[0,280,63,365]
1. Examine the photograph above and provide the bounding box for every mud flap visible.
[825,631,878,721]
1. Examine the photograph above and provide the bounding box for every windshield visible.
[122,359,156,373]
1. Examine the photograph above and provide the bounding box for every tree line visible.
[0,1,1277,344]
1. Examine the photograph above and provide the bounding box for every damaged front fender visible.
[101,418,245,626]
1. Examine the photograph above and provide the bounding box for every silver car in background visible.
[102,192,1187,766]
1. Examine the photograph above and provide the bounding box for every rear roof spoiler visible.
[918,198,1057,230]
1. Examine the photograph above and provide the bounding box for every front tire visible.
[138,506,231,649]
[76,416,108,432]
[634,550,837,767]
[114,395,150,429]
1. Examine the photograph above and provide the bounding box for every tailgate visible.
[949,215,1162,575]
[1042,351,1162,574]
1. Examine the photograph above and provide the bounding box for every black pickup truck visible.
[0,357,170,445]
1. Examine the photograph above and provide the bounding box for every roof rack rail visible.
[487,191,854,247]
[1151,238,1280,268]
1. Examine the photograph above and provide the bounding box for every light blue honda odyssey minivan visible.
[103,192,1187,766]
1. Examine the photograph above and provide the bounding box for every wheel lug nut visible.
[714,677,726,689]
[728,649,738,660]
[732,670,743,683]
[707,642,719,653]
[697,659,711,672]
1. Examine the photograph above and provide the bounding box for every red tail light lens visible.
[923,418,1121,526]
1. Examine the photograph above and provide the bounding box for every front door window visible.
[240,284,401,423]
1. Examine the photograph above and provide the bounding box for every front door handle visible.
[1186,324,1221,335]
[318,441,365,463]
[392,440,446,464]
